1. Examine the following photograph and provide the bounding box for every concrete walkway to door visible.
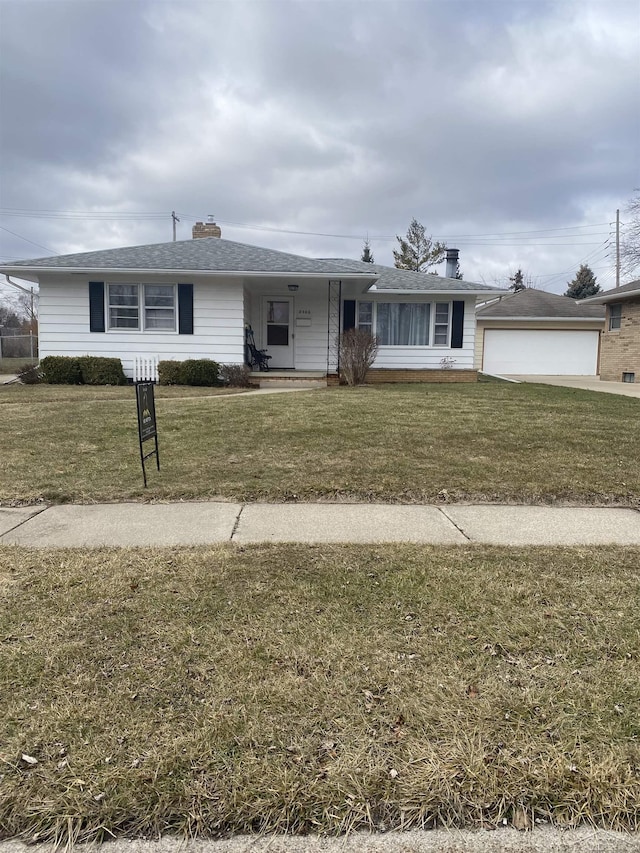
[505,375,640,398]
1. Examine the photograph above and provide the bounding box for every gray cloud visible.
[1,0,638,294]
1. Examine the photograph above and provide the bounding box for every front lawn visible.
[0,382,638,505]
[1,544,639,842]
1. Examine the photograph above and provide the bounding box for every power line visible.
[0,225,57,255]
[0,206,613,245]
[177,213,611,243]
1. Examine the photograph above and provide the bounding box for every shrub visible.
[40,356,83,384]
[39,355,127,385]
[158,359,220,386]
[339,329,379,386]
[17,363,42,384]
[219,364,252,388]
[77,356,126,385]
[180,359,220,386]
[158,360,183,385]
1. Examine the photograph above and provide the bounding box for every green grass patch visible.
[0,383,638,506]
[1,544,639,841]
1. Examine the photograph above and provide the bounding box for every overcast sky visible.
[1,0,639,297]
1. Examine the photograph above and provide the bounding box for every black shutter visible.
[343,299,356,331]
[89,281,105,332]
[451,300,464,348]
[178,283,194,335]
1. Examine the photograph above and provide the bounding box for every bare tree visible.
[621,190,640,276]
[17,289,39,336]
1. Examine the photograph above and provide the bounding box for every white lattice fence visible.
[133,355,159,383]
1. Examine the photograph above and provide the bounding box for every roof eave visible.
[583,288,640,304]
[0,266,377,281]
[478,315,605,322]
[367,287,507,296]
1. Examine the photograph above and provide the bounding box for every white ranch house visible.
[0,234,506,384]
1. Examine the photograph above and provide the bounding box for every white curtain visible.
[377,303,430,345]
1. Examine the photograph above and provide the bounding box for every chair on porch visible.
[245,325,271,372]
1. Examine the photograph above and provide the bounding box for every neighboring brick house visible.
[585,279,640,382]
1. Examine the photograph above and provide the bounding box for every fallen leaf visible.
[466,684,480,699]
[21,754,38,765]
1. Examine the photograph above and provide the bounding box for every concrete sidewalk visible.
[3,828,640,852]
[1,501,639,547]
[505,374,640,398]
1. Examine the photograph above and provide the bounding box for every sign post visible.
[135,381,160,487]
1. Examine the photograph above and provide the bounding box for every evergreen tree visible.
[393,218,445,272]
[361,237,374,264]
[509,269,526,291]
[565,264,601,299]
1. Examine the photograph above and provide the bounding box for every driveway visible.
[505,375,640,398]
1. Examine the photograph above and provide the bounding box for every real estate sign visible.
[135,382,160,487]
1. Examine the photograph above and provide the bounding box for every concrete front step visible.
[250,371,327,389]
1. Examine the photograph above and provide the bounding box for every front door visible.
[264,297,294,368]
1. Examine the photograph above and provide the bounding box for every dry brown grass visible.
[1,544,639,842]
[0,383,638,506]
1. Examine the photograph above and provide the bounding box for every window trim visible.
[106,283,178,333]
[609,303,622,331]
[356,300,453,347]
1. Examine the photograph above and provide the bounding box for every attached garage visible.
[483,328,600,375]
[476,289,605,377]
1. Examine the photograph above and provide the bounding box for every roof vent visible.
[445,248,459,278]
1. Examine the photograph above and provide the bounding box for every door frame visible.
[263,296,295,368]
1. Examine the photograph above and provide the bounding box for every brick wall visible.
[600,298,640,382]
[328,369,478,385]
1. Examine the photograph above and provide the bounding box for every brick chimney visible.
[445,248,459,279]
[192,220,222,239]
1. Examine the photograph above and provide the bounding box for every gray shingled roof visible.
[323,258,503,292]
[0,237,376,277]
[477,288,605,319]
[582,278,640,304]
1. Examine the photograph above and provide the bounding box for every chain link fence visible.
[0,332,39,359]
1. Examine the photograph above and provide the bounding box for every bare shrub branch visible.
[339,329,378,386]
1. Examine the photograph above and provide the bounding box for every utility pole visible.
[172,211,180,242]
[615,208,620,288]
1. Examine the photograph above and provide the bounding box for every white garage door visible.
[483,329,600,375]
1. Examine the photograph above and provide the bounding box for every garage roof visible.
[478,288,605,319]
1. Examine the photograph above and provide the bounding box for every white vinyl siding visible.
[38,274,244,378]
[350,294,476,370]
